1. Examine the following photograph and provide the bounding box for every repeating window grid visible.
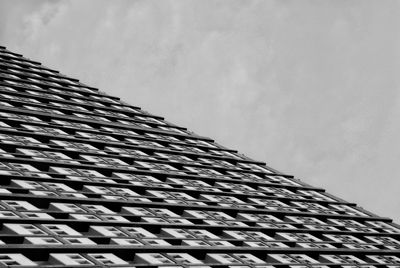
[1,51,400,268]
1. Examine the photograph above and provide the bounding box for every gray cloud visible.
[1,0,399,222]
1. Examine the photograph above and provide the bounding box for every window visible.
[81,155,128,166]
[44,182,76,192]
[3,200,40,211]
[209,211,235,221]
[323,234,365,244]
[366,221,400,233]
[233,254,265,264]
[102,195,126,201]
[285,216,327,225]
[161,228,196,239]
[244,241,288,248]
[49,203,86,213]
[148,191,195,201]
[237,213,282,223]
[150,208,180,218]
[276,232,322,242]
[329,204,367,216]
[267,254,318,264]
[87,253,128,265]
[182,240,209,246]
[50,166,105,178]
[114,173,161,183]
[183,210,210,219]
[247,231,275,241]
[366,255,400,264]
[167,253,203,264]
[121,207,154,216]
[120,227,156,238]
[49,254,93,266]
[134,253,174,264]
[143,238,171,246]
[69,214,101,221]
[223,230,253,240]
[112,187,139,196]
[201,194,244,204]
[3,224,47,235]
[24,236,62,245]
[20,212,54,219]
[42,224,82,236]
[208,240,234,247]
[365,236,400,245]
[0,211,20,218]
[89,226,127,237]
[0,254,37,266]
[297,242,336,249]
[304,224,339,231]
[297,189,336,201]
[189,229,219,239]
[111,238,143,245]
[101,215,129,222]
[63,237,96,245]
[168,218,194,225]
[319,255,366,264]
[205,254,241,264]
[61,192,87,198]
[82,204,115,214]
[342,243,377,249]
[10,180,46,190]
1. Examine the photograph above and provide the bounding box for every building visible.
[0,45,398,267]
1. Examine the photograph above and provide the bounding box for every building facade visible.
[0,45,398,267]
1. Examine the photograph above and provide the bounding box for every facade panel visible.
[0,45,398,267]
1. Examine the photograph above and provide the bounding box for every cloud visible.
[1,0,400,223]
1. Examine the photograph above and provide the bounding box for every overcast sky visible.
[1,0,399,223]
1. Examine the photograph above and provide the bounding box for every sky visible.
[0,0,399,223]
